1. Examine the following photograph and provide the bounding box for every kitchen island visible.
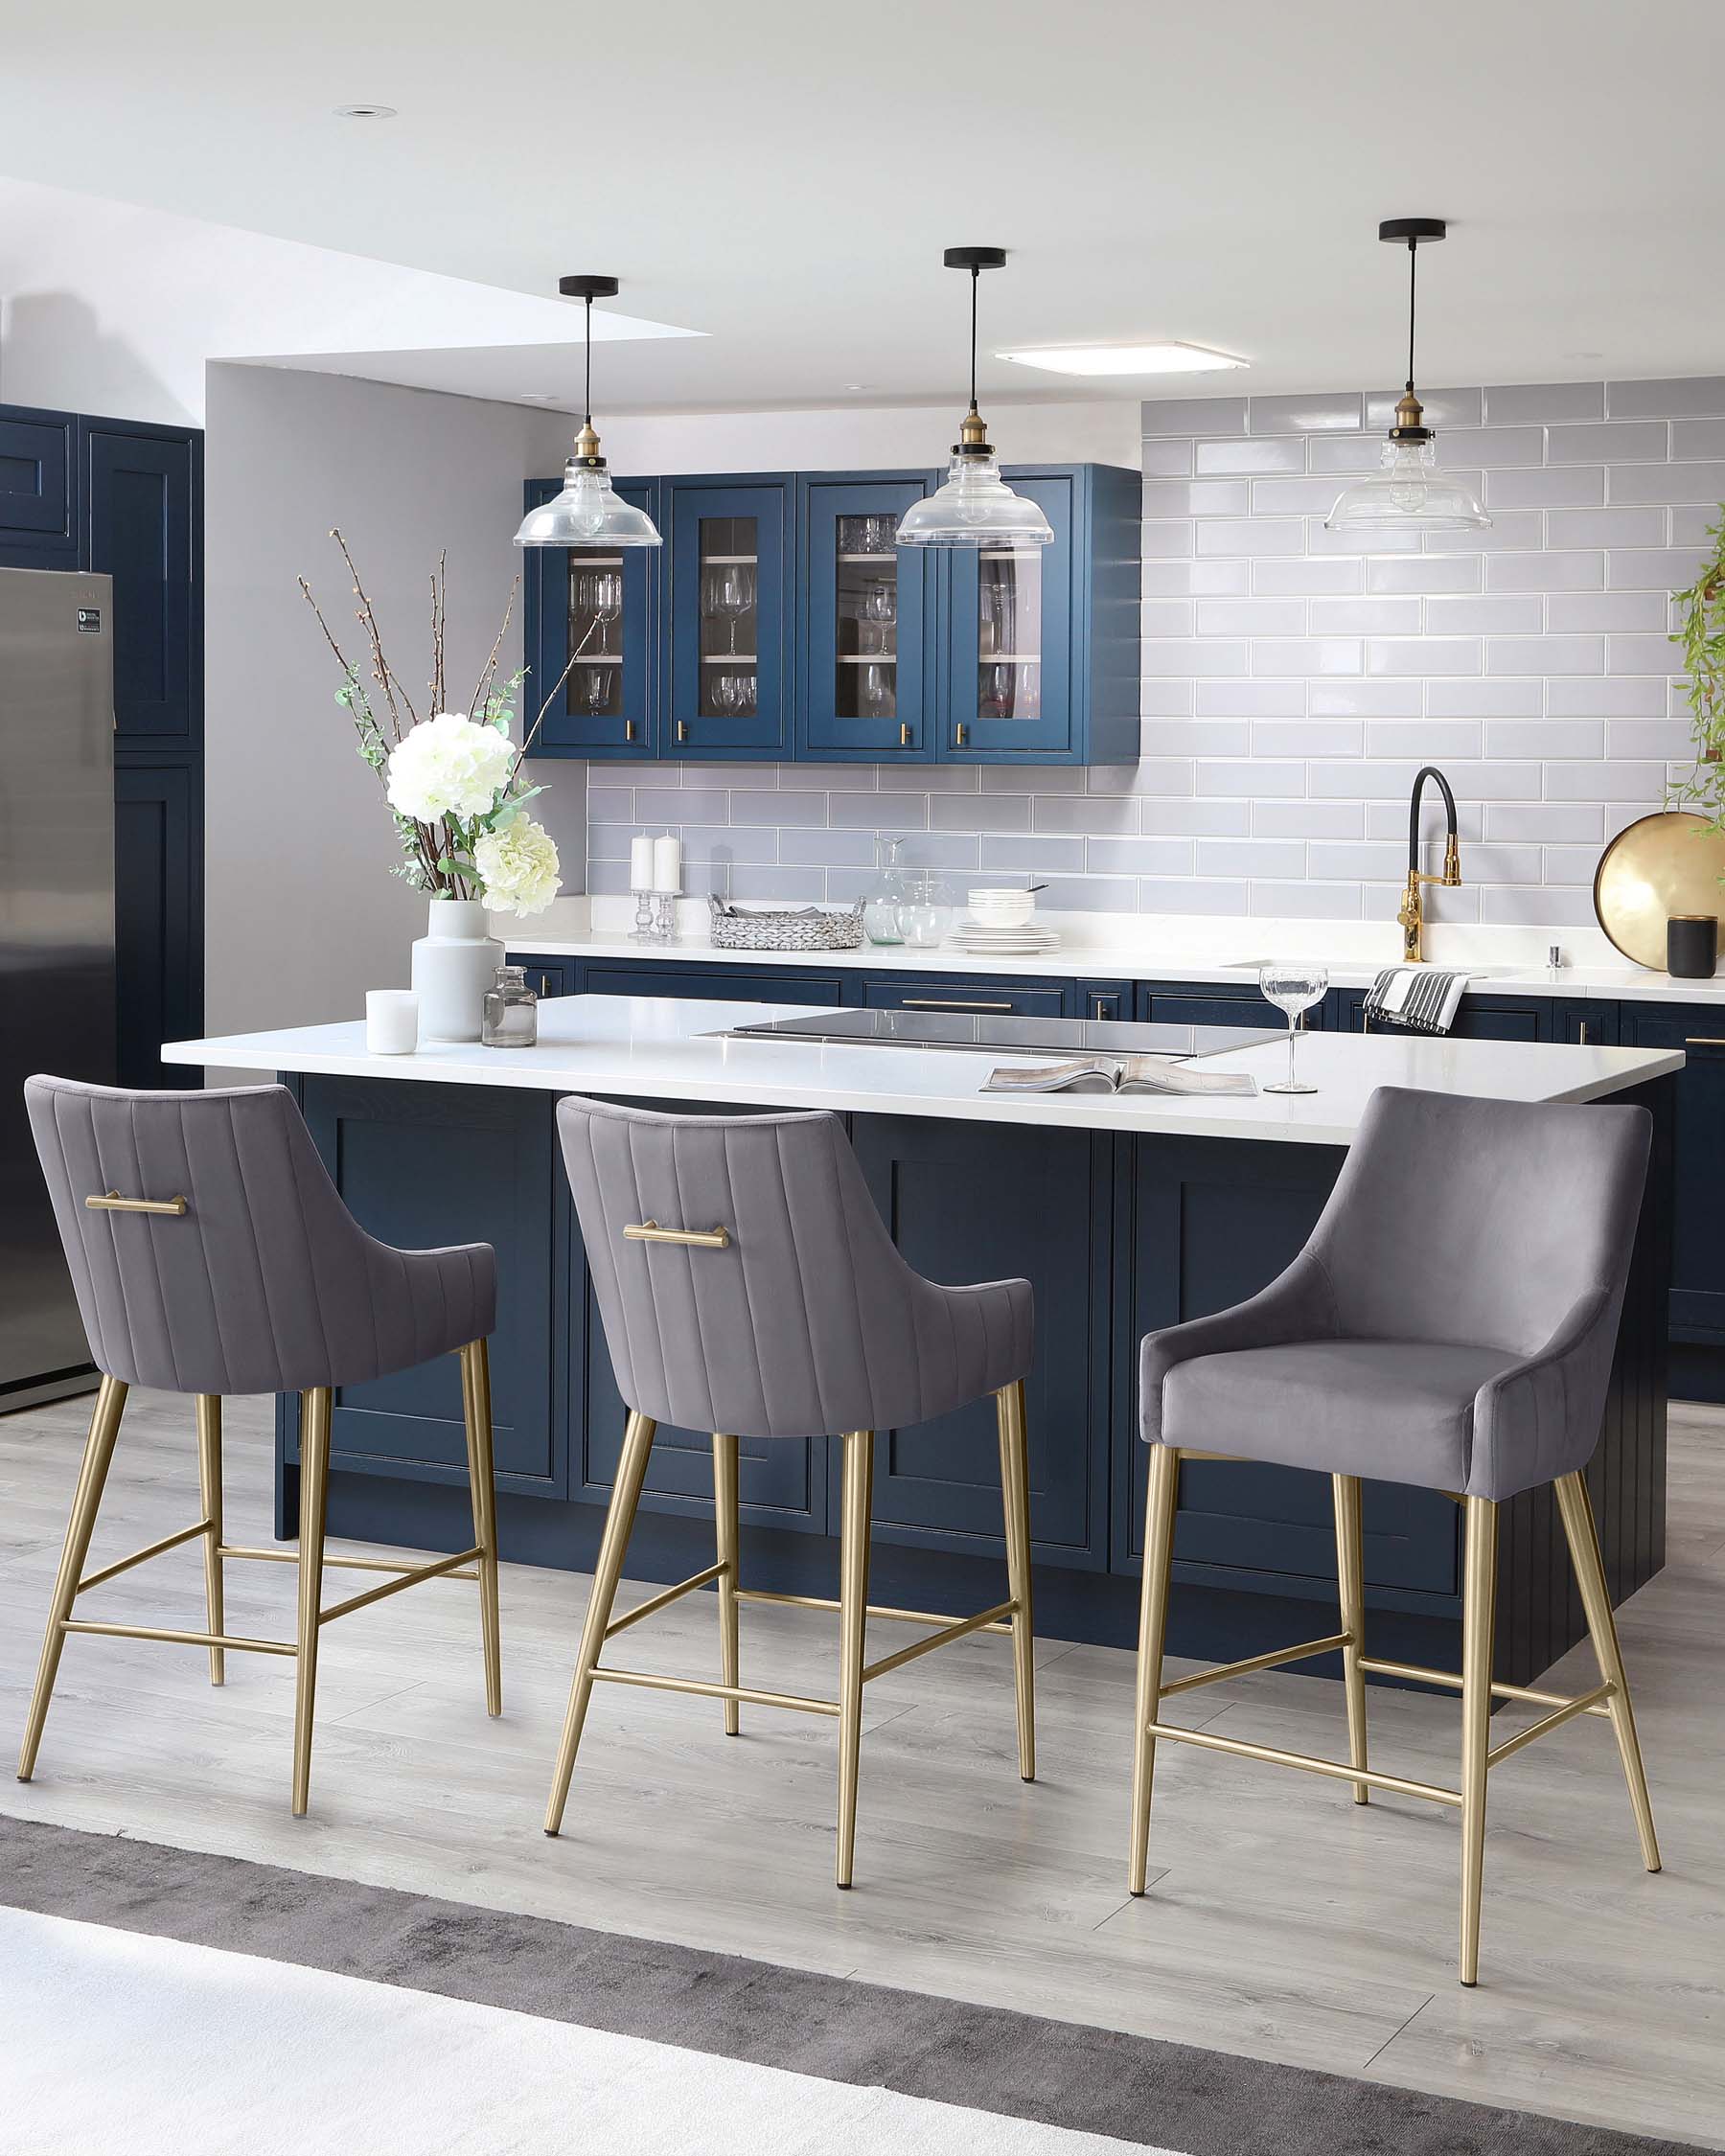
[163,997,1681,1684]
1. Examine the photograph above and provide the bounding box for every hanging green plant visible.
[1668,513,1725,824]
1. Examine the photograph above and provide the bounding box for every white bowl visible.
[967,887,1036,927]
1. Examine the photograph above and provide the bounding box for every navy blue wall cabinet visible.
[797,471,938,761]
[2,401,204,1092]
[81,420,202,749]
[0,406,77,562]
[520,475,660,761]
[665,474,793,761]
[279,1077,564,1499]
[521,461,1140,767]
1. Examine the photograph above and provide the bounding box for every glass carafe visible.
[862,835,908,947]
[482,965,540,1049]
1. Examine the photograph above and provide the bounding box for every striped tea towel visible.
[1361,966,1472,1035]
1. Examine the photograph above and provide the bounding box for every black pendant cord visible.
[1406,238,1418,397]
[969,264,979,415]
[584,294,594,429]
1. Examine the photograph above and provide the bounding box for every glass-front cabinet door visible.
[665,475,790,758]
[798,472,936,761]
[942,470,1073,759]
[519,475,658,761]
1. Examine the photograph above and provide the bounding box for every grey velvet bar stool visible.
[19,1076,502,1815]
[1129,1086,1659,1985]
[547,1094,1036,1887]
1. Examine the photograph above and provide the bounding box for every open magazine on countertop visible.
[982,1054,1257,1098]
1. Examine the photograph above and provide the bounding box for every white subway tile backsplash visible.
[1483,466,1605,510]
[597,378,1708,929]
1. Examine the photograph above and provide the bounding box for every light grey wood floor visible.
[1,1388,1721,2145]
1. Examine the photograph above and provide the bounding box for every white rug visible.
[0,1908,1177,2155]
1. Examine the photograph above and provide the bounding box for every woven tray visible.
[707,896,865,952]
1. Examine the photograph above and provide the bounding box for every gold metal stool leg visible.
[1459,1495,1499,1985]
[196,1396,225,1686]
[1554,1470,1661,1873]
[291,1388,333,1818]
[835,1429,874,1889]
[1129,1442,1179,1894]
[996,1381,1035,1781]
[17,1376,128,1781]
[544,1411,656,1835]
[1332,1473,1369,1804]
[459,1341,502,1718]
[713,1434,741,1736]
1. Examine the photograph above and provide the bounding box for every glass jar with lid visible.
[481,965,539,1049]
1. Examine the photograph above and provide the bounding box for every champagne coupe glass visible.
[1258,962,1329,1095]
[590,569,622,656]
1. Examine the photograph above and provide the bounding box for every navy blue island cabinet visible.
[284,972,1674,1690]
[522,461,1139,768]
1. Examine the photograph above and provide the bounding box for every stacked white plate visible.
[947,886,1063,956]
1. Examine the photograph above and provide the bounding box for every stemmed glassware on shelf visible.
[706,562,753,654]
[862,581,896,654]
[589,569,622,654]
[1258,962,1329,1095]
[579,667,610,719]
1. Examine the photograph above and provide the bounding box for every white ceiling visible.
[5,0,1724,415]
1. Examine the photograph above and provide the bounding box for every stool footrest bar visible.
[76,1519,214,1594]
[317,1546,483,1625]
[861,1600,1018,1684]
[60,1619,297,1657]
[605,1562,726,1639]
[591,1667,840,1716]
[1487,1682,1615,1767]
[735,1588,1013,1634]
[218,1544,477,1580]
[1144,1718,1462,1805]
[1160,1632,1350,1697]
[1359,1657,1614,1717]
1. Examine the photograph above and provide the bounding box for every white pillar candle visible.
[652,834,682,894]
[629,834,655,890]
[365,989,419,1055]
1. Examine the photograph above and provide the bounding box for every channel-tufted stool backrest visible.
[558,1093,1031,1441]
[26,1075,494,1397]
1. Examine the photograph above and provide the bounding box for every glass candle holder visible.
[631,888,656,942]
[481,965,539,1049]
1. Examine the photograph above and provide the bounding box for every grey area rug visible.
[0,1813,1699,2156]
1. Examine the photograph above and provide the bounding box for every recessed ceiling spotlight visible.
[334,103,398,119]
[999,342,1246,377]
[843,382,874,392]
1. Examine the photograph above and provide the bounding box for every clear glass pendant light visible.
[896,247,1054,550]
[1325,219,1489,536]
[515,274,662,549]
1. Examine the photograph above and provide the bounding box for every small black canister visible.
[1667,914,1719,979]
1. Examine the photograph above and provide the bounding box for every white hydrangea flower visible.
[385,712,516,822]
[474,816,562,917]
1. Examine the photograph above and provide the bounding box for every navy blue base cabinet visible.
[523,460,1139,768]
[2,401,203,1092]
[281,1019,1673,1686]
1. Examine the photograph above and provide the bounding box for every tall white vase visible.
[410,899,502,1042]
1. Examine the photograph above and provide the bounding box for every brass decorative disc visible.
[1593,810,1725,969]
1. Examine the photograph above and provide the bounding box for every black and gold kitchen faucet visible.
[1398,765,1462,962]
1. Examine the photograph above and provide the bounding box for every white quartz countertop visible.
[504,905,1725,1005]
[163,995,1683,1150]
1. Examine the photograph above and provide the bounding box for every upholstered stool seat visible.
[18,1077,504,1815]
[1129,1087,1661,1986]
[546,1096,1037,1887]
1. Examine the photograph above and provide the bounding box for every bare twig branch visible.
[470,577,519,718]
[330,526,417,738]
[518,612,603,763]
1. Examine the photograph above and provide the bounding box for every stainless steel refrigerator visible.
[0,567,117,1410]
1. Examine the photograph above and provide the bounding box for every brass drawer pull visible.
[954,723,969,747]
[625,720,637,742]
[1685,1036,1725,1046]
[85,1191,188,1217]
[899,722,912,747]
[623,1220,731,1250]
[902,998,1014,1013]
[676,721,690,743]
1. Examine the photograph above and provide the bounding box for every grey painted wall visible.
[203,363,582,1040]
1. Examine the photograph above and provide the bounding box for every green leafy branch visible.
[1668,510,1725,856]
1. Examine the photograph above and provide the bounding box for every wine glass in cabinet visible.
[943,469,1073,759]
[796,472,935,760]
[666,475,790,758]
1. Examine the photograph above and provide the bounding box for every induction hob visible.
[710,1007,1280,1060]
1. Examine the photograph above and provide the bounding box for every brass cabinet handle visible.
[85,1191,187,1217]
[676,721,690,743]
[902,998,1014,1013]
[623,1220,731,1250]
[1578,1021,1591,1044]
[625,720,637,742]
[954,722,969,747]
[1685,1036,1725,1046]
[899,722,912,747]
[1091,994,1112,1018]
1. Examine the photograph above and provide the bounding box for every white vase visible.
[410,898,502,1042]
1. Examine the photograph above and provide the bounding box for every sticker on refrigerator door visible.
[76,608,103,633]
